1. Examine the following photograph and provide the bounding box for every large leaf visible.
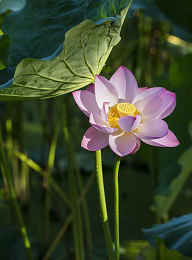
[143,215,192,259]
[3,0,131,67]
[0,5,130,100]
[0,0,25,13]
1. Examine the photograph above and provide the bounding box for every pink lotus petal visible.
[133,87,165,112]
[81,126,109,151]
[109,130,137,157]
[141,90,176,122]
[141,95,164,122]
[101,102,110,123]
[118,114,141,132]
[110,66,138,103]
[158,91,176,119]
[138,87,148,94]
[118,116,136,132]
[133,87,165,103]
[86,84,95,93]
[72,90,100,117]
[132,114,142,130]
[131,137,140,154]
[141,129,179,147]
[118,98,128,103]
[95,75,118,109]
[142,95,163,115]
[134,119,168,139]
[89,112,117,133]
[89,112,106,126]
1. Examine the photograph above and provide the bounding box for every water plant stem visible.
[95,150,115,260]
[0,127,33,260]
[113,156,121,260]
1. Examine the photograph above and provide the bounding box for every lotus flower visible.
[72,66,179,156]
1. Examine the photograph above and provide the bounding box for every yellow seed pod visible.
[117,103,138,117]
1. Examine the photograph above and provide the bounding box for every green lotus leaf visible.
[3,0,130,67]
[0,4,130,100]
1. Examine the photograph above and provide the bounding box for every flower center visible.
[117,103,138,117]
[108,102,139,128]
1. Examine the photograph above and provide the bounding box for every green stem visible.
[63,103,84,260]
[159,243,165,260]
[0,127,33,260]
[16,102,28,204]
[6,102,20,197]
[113,156,121,260]
[95,150,115,260]
[44,120,61,243]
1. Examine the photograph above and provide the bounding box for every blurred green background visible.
[0,0,192,259]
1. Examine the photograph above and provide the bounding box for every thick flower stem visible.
[0,126,33,260]
[113,156,121,260]
[95,150,115,260]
